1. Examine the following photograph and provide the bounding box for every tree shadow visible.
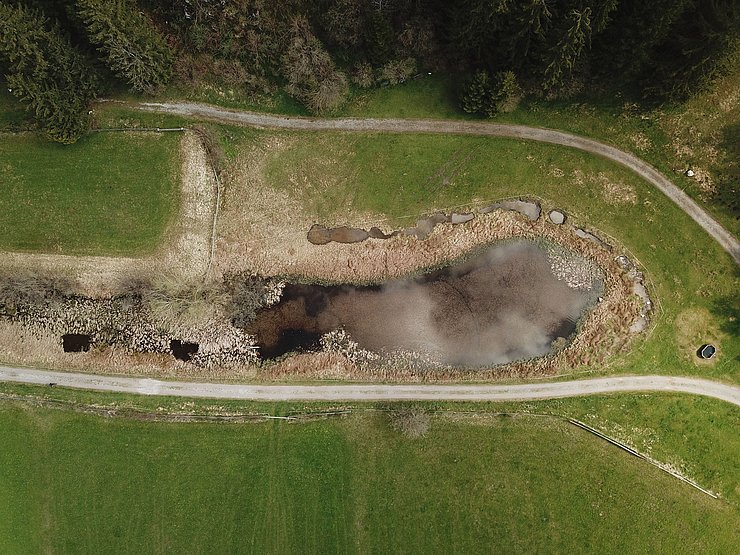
[709,266,740,339]
[710,122,740,221]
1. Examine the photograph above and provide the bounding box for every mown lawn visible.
[0,401,737,554]
[0,132,180,255]
[257,129,739,382]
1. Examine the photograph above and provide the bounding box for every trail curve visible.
[133,101,740,264]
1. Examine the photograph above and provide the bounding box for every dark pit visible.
[170,340,199,362]
[62,333,91,353]
[697,344,716,359]
[246,240,602,367]
[260,329,323,359]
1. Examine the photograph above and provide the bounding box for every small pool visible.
[246,240,603,367]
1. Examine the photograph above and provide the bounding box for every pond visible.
[246,240,602,367]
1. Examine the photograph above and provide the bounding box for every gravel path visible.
[136,101,740,264]
[2,365,738,405]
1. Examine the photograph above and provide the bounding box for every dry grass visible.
[674,308,725,366]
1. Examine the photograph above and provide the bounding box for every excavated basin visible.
[247,240,602,367]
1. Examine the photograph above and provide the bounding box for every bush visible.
[460,69,493,115]
[351,62,375,88]
[0,270,76,315]
[225,273,284,329]
[308,71,349,113]
[494,70,523,113]
[282,16,349,113]
[144,274,227,327]
[460,69,522,117]
[376,57,417,86]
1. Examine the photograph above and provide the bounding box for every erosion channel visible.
[247,240,603,367]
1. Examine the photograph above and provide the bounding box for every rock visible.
[574,228,612,250]
[368,227,390,239]
[629,316,649,333]
[329,226,369,243]
[428,212,450,225]
[451,212,474,224]
[614,255,634,271]
[686,169,695,177]
[307,224,369,244]
[414,218,437,237]
[479,199,541,221]
[548,210,566,224]
[307,224,332,245]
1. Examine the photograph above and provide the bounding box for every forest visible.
[0,0,737,143]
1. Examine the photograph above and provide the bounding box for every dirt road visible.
[1,365,738,405]
[134,101,740,264]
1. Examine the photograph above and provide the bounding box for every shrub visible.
[281,16,349,113]
[460,69,493,115]
[145,274,227,327]
[460,69,522,117]
[351,62,375,88]
[494,70,523,113]
[376,57,417,86]
[225,273,284,329]
[0,270,76,315]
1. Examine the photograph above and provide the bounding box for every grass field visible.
[133,59,738,236]
[1,397,737,554]
[248,129,738,381]
[0,132,180,255]
[338,72,740,237]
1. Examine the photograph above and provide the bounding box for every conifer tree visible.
[75,0,173,93]
[0,3,98,143]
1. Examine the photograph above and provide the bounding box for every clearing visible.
[216,128,738,381]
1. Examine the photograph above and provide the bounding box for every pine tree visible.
[542,8,592,91]
[75,0,173,94]
[0,3,98,143]
[460,70,492,115]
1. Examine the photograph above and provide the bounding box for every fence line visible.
[568,418,718,498]
[205,164,222,279]
[92,127,186,133]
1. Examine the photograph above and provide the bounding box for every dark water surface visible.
[247,241,601,367]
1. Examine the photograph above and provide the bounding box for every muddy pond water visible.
[247,240,602,367]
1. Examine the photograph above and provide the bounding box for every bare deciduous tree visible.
[389,408,431,438]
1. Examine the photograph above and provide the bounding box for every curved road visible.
[135,101,740,264]
[1,366,738,406]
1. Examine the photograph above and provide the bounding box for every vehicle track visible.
[1,366,738,406]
